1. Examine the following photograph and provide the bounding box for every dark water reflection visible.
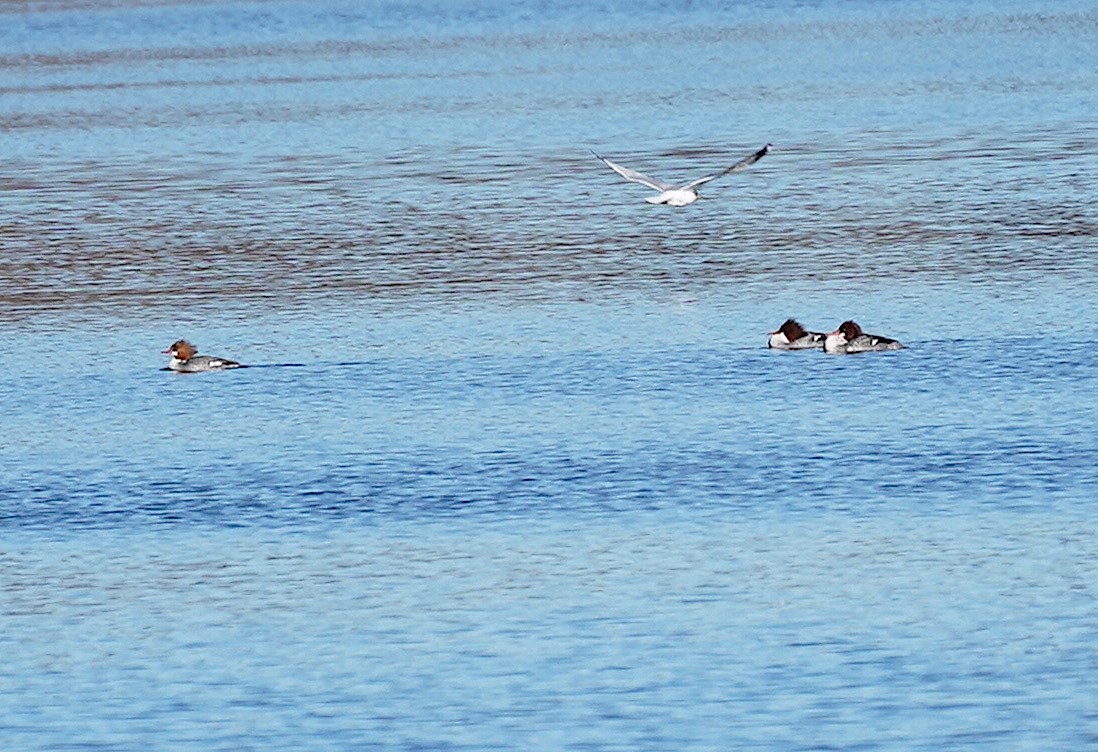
[3,130,1096,319]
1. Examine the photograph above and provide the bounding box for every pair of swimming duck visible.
[768,319,903,354]
[166,319,902,372]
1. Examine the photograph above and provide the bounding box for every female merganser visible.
[824,321,903,354]
[163,340,242,372]
[768,318,824,350]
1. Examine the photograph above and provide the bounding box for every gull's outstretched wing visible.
[678,143,772,191]
[592,151,672,192]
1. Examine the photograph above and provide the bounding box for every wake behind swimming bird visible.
[592,143,771,206]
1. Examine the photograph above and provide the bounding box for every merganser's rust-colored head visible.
[771,318,808,340]
[829,321,863,341]
[163,340,197,360]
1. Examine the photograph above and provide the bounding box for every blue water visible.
[2,1,1098,749]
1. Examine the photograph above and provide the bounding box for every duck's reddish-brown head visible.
[829,320,862,340]
[163,340,197,360]
[771,318,808,340]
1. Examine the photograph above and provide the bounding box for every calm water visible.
[2,0,1098,749]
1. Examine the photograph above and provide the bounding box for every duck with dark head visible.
[768,318,825,350]
[163,340,243,372]
[824,321,903,354]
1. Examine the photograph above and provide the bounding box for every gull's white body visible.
[646,189,702,206]
[594,143,771,206]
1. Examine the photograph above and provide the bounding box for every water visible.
[2,1,1098,749]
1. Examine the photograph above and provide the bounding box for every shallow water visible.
[2,0,1098,749]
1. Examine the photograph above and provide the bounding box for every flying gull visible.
[592,143,771,206]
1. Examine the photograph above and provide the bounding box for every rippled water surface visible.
[2,1,1098,749]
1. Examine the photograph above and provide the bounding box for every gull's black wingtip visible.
[750,143,773,162]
